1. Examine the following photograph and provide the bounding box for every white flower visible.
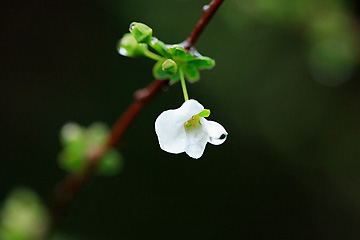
[155,99,228,159]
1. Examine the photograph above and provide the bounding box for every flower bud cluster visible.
[118,22,215,84]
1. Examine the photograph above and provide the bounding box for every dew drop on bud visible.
[130,23,136,31]
[118,47,128,56]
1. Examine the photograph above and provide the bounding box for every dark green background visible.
[2,0,360,239]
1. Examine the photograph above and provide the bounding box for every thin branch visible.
[183,0,225,50]
[48,80,167,233]
[48,0,226,234]
[106,79,168,149]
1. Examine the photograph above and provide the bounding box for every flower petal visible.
[201,118,228,145]
[175,99,204,123]
[155,110,187,154]
[184,126,209,159]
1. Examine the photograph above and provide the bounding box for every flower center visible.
[184,114,201,132]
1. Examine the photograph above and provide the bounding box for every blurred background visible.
[1,0,360,239]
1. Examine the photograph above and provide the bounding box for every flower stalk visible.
[179,68,189,101]
[143,49,164,61]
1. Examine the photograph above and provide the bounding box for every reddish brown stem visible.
[183,0,225,50]
[106,79,168,149]
[48,80,167,231]
[49,0,226,234]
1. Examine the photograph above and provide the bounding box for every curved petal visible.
[184,126,209,159]
[201,118,228,145]
[155,109,187,153]
[175,99,204,123]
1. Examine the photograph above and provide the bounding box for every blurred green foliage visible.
[0,188,49,240]
[129,22,153,44]
[58,122,123,176]
[223,0,359,86]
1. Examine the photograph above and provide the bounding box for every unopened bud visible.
[168,45,186,57]
[162,59,178,75]
[129,22,153,44]
[117,33,147,57]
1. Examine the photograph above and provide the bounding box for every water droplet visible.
[130,23,136,31]
[195,132,205,142]
[150,37,158,45]
[118,47,128,56]
[203,4,210,12]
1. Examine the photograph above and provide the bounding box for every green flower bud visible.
[153,60,170,80]
[117,33,147,57]
[168,45,187,58]
[162,59,178,75]
[129,22,153,44]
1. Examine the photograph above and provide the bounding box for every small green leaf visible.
[162,59,178,75]
[198,109,211,117]
[117,33,147,57]
[169,45,186,56]
[169,70,180,83]
[129,22,153,44]
[188,56,215,69]
[183,65,200,82]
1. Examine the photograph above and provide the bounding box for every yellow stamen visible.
[184,115,201,132]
